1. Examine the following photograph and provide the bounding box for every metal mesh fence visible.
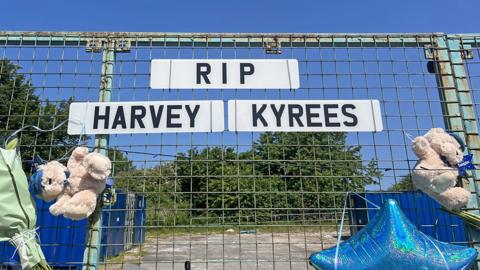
[0,32,479,270]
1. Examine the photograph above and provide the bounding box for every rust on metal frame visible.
[0,31,441,48]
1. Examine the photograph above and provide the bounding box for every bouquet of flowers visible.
[0,139,50,270]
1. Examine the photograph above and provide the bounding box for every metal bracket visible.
[115,39,131,52]
[424,44,473,60]
[102,187,117,206]
[424,45,435,60]
[86,39,103,52]
[265,39,282,54]
[460,44,473,60]
[86,39,131,52]
[99,77,109,91]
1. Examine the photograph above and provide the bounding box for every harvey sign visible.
[68,101,224,134]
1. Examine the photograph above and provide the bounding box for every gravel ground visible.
[101,230,346,270]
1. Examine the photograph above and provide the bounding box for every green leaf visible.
[5,137,18,150]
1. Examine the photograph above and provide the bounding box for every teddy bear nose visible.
[48,178,52,185]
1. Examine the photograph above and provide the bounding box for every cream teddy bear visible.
[411,128,471,210]
[48,147,112,220]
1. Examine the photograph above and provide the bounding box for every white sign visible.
[150,59,300,89]
[228,100,383,132]
[68,101,224,134]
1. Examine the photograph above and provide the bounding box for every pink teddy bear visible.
[49,147,112,220]
[411,128,471,211]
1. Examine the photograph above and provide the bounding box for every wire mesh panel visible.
[461,35,480,144]
[0,32,479,270]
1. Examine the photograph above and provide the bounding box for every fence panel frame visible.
[0,31,479,269]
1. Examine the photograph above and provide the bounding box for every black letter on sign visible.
[252,104,267,127]
[288,104,304,127]
[324,104,340,127]
[185,105,200,128]
[112,106,126,129]
[131,106,146,128]
[305,104,322,127]
[222,62,227,84]
[150,105,164,128]
[342,104,358,127]
[196,63,211,84]
[93,106,110,129]
[167,105,182,128]
[270,104,285,127]
[240,63,254,84]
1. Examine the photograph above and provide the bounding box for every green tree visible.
[0,59,134,173]
[108,149,135,174]
[114,162,188,226]
[252,132,382,221]
[174,132,383,224]
[0,59,76,160]
[389,175,414,191]
[176,147,243,223]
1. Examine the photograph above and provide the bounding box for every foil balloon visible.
[309,199,477,270]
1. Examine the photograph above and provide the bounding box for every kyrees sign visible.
[228,100,383,132]
[68,101,224,134]
[150,59,299,89]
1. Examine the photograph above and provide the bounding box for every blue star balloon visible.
[310,199,477,270]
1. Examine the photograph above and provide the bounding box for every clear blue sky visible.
[2,0,479,33]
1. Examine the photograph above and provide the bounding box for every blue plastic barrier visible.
[349,192,467,244]
[133,195,146,245]
[101,192,126,258]
[0,191,146,269]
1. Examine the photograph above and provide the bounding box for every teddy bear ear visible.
[412,136,432,158]
[447,132,466,152]
[72,147,89,158]
[424,128,445,139]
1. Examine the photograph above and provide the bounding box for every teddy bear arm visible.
[63,189,98,220]
[84,153,112,181]
[412,162,458,193]
[49,193,72,216]
[437,187,471,211]
[430,171,458,193]
[67,147,89,170]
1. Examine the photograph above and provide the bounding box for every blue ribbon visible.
[27,155,47,195]
[458,154,476,176]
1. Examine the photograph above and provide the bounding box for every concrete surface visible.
[101,230,344,270]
